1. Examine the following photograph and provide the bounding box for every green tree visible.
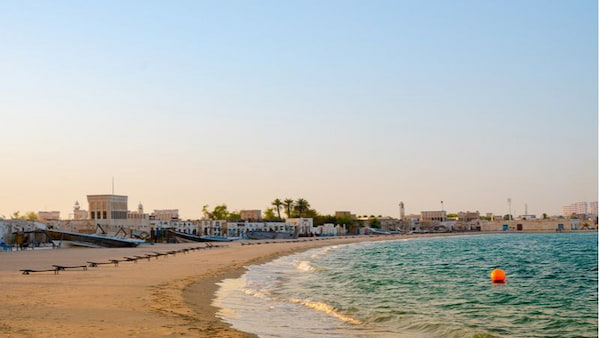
[295,198,310,218]
[263,207,277,220]
[283,198,295,218]
[25,212,38,221]
[227,210,241,221]
[542,213,548,220]
[271,198,283,220]
[368,217,381,229]
[202,204,230,220]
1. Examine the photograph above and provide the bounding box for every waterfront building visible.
[200,220,226,236]
[171,219,199,235]
[286,218,313,236]
[225,221,297,238]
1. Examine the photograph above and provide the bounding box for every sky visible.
[0,0,597,219]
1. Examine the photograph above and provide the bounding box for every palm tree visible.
[295,198,310,218]
[272,198,283,220]
[283,198,295,219]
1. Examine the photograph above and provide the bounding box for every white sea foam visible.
[295,260,315,272]
[289,298,362,325]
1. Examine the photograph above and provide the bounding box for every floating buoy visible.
[490,268,506,283]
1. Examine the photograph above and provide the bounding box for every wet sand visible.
[0,235,455,337]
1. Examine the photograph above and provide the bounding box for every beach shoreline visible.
[0,233,486,337]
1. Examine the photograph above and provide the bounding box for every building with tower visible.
[73,201,88,220]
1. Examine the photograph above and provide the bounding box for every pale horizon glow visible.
[0,1,597,220]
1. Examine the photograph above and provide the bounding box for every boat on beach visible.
[246,230,297,240]
[42,229,146,248]
[166,229,237,242]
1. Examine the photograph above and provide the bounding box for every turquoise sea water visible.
[214,233,598,337]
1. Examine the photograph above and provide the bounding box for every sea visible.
[213,233,598,337]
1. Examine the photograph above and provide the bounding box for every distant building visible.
[562,202,588,217]
[457,211,480,222]
[128,202,149,221]
[286,218,313,236]
[240,210,261,221]
[335,211,355,219]
[421,210,447,222]
[152,209,179,221]
[399,202,405,220]
[88,194,128,221]
[590,201,598,216]
[73,201,88,220]
[38,211,60,222]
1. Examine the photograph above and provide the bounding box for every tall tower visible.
[399,202,405,220]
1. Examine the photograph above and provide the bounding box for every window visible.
[103,211,107,219]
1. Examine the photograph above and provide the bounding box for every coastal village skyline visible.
[1,1,596,225]
[3,188,597,222]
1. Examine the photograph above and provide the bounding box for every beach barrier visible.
[19,245,227,276]
[52,265,88,272]
[20,268,59,275]
[87,261,119,267]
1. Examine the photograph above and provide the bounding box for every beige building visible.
[421,210,447,222]
[481,218,597,232]
[88,195,128,221]
[152,209,179,221]
[128,203,149,221]
[73,201,88,220]
[240,210,261,221]
[38,211,60,222]
[562,202,588,217]
[458,211,480,222]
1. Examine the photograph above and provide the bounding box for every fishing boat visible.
[367,228,398,235]
[247,230,297,240]
[166,229,237,242]
[43,229,146,248]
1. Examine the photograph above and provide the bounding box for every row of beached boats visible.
[26,226,396,249]
[31,227,299,248]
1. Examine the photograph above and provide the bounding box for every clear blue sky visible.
[0,0,597,219]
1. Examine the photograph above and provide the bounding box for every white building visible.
[171,220,200,235]
[200,220,226,236]
[286,218,313,236]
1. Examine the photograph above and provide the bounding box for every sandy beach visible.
[0,236,411,337]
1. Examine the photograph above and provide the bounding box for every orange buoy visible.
[490,268,506,283]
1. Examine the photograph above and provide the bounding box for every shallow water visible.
[214,233,598,337]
